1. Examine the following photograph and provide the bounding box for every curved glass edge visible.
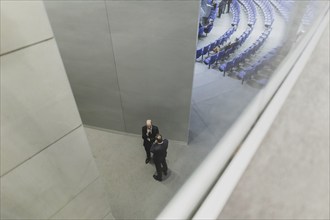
[192,9,330,219]
[157,2,330,220]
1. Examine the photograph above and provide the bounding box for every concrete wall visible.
[44,0,200,142]
[0,1,114,219]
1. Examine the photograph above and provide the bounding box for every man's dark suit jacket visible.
[142,125,159,146]
[150,139,168,162]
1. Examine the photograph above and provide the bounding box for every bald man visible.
[142,120,159,164]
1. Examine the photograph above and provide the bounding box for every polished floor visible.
[85,4,302,220]
[85,127,192,219]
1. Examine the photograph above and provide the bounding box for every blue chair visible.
[196,48,203,60]
[226,47,235,55]
[204,54,218,69]
[216,50,226,63]
[204,24,214,36]
[219,60,234,76]
[235,54,244,64]
[216,38,222,47]
[236,70,246,82]
[198,26,204,37]
[208,42,216,55]
[237,70,249,84]
[201,45,210,60]
[210,10,216,20]
[219,36,226,45]
[198,23,204,37]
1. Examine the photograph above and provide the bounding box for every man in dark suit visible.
[227,0,232,13]
[218,0,226,18]
[142,119,159,164]
[150,134,168,181]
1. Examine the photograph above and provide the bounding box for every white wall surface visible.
[44,1,126,132]
[45,0,200,142]
[0,1,53,55]
[1,39,81,175]
[0,1,114,219]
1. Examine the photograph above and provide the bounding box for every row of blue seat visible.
[231,0,241,26]
[253,0,274,27]
[200,0,278,72]
[199,0,279,74]
[276,0,294,11]
[218,28,272,76]
[231,0,287,84]
[196,26,236,60]
[196,0,243,59]
[236,47,280,84]
[212,1,257,63]
[238,0,257,26]
[236,26,253,46]
[203,27,253,69]
[197,0,299,85]
[270,0,292,21]
[203,40,241,69]
[200,25,255,68]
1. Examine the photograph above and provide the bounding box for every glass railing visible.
[158,1,329,219]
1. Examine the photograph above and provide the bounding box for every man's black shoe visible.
[145,158,150,164]
[153,175,162,181]
[163,170,167,176]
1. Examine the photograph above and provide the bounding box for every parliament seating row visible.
[231,0,241,26]
[197,0,294,85]
[238,0,257,27]
[270,0,293,22]
[196,26,236,60]
[202,25,253,68]
[236,47,280,83]
[196,0,244,60]
[219,28,272,76]
[253,0,274,27]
